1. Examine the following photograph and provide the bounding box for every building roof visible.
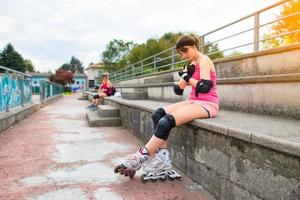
[86,62,105,70]
[30,72,87,78]
[30,73,51,77]
[74,73,87,78]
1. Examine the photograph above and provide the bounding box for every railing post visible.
[39,81,42,102]
[154,56,157,72]
[200,35,205,53]
[141,61,144,76]
[20,74,24,107]
[171,48,175,69]
[5,69,10,112]
[132,65,135,78]
[254,12,260,52]
[124,67,127,79]
[31,76,33,102]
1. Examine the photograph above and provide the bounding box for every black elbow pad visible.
[195,80,213,97]
[173,84,184,95]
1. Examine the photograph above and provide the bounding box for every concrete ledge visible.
[103,96,300,200]
[0,103,40,133]
[86,110,121,127]
[144,74,174,84]
[114,73,300,88]
[0,94,63,133]
[40,94,63,107]
[113,73,300,119]
[104,96,300,158]
[83,91,98,101]
[78,93,88,100]
[121,91,147,100]
[83,91,97,95]
[217,73,300,84]
[97,105,119,118]
[213,43,300,64]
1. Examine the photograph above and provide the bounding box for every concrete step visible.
[121,91,147,100]
[97,105,119,117]
[86,110,121,127]
[78,93,88,100]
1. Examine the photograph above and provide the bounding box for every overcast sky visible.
[0,0,277,72]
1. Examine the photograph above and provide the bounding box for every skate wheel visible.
[122,168,130,176]
[114,165,122,173]
[159,176,166,182]
[150,178,157,182]
[129,171,136,179]
[141,174,148,183]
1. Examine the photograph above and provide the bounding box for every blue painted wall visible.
[0,74,32,113]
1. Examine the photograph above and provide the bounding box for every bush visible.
[63,86,72,95]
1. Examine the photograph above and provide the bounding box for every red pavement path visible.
[0,93,214,200]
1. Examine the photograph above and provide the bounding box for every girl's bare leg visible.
[100,92,107,97]
[145,103,209,155]
[164,101,188,113]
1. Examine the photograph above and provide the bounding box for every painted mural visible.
[0,74,32,113]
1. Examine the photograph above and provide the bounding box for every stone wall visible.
[105,99,300,200]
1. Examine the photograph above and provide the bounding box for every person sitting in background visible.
[87,72,113,110]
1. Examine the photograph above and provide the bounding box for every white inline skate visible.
[141,148,181,182]
[114,147,150,178]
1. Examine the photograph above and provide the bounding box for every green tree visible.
[101,39,136,72]
[124,32,184,74]
[70,56,84,73]
[227,50,243,57]
[60,63,72,71]
[24,59,35,72]
[188,32,224,60]
[100,32,224,76]
[263,0,300,49]
[202,42,224,60]
[0,43,26,72]
[60,56,84,73]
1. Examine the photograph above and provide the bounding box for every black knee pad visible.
[152,108,166,129]
[154,114,176,140]
[93,94,100,99]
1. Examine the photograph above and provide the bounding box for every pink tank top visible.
[100,82,108,91]
[188,64,219,105]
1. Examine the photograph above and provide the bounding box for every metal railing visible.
[0,65,32,113]
[40,80,63,102]
[110,0,299,82]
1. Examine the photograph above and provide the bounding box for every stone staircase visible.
[86,104,121,127]
[103,44,300,200]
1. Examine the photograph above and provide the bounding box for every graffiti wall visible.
[0,74,32,113]
[40,80,63,101]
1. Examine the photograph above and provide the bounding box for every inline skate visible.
[114,147,150,178]
[141,148,181,182]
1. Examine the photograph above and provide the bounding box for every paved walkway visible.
[0,94,214,200]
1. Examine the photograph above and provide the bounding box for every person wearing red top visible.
[88,72,112,110]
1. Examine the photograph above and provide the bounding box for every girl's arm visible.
[106,80,112,88]
[178,78,186,89]
[188,57,212,87]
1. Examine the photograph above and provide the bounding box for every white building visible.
[85,62,106,89]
